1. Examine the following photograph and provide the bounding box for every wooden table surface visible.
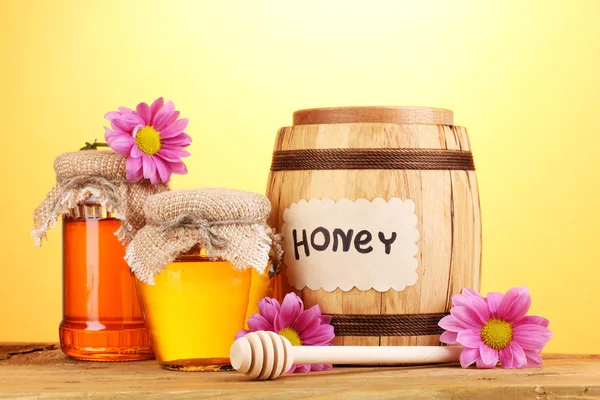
[0,344,598,399]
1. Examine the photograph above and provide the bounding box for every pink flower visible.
[439,287,553,369]
[236,293,335,373]
[104,97,191,184]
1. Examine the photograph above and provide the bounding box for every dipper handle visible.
[230,331,461,381]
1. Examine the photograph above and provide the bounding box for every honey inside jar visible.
[137,250,273,371]
[61,203,153,361]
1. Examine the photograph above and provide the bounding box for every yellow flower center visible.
[481,318,513,350]
[135,126,162,155]
[278,327,303,346]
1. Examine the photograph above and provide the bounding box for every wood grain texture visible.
[293,106,454,125]
[266,113,481,346]
[0,344,598,400]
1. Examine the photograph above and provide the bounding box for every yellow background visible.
[1,0,598,353]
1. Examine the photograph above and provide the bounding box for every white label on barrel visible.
[281,198,420,292]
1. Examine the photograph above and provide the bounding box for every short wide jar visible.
[126,188,281,372]
[137,251,272,371]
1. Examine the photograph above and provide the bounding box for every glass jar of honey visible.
[137,249,272,371]
[60,199,154,361]
[126,188,282,371]
[32,151,169,361]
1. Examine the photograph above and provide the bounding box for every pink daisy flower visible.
[104,97,191,184]
[236,293,335,373]
[439,287,553,369]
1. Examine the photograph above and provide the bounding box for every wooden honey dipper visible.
[230,331,462,380]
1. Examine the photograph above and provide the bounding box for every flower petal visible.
[310,363,327,371]
[170,110,180,125]
[513,325,553,350]
[112,113,144,134]
[149,97,164,123]
[131,145,143,158]
[451,293,472,308]
[476,358,498,369]
[234,330,250,340]
[514,323,553,338]
[499,345,514,369]
[320,315,332,325]
[439,331,458,345]
[462,288,484,298]
[497,287,531,323]
[264,297,281,312]
[479,345,499,366]
[438,315,465,333]
[459,347,480,368]
[451,306,484,330]
[109,135,135,156]
[163,132,192,147]
[468,295,491,325]
[247,314,274,332]
[292,364,311,373]
[302,324,335,345]
[156,147,191,162]
[524,349,543,367]
[125,156,143,182]
[514,316,550,328]
[509,342,527,368]
[153,155,172,183]
[293,305,319,333]
[275,293,303,331]
[105,111,121,121]
[104,127,120,144]
[118,106,134,114]
[136,102,152,125]
[257,297,280,327]
[486,292,504,317]
[161,118,189,139]
[142,154,157,181]
[168,160,188,175]
[457,330,484,348]
[153,100,175,131]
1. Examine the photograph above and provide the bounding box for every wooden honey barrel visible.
[267,106,481,347]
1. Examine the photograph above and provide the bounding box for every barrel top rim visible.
[293,106,454,126]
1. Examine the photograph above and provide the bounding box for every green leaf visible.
[80,139,109,150]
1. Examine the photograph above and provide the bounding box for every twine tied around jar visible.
[125,188,284,284]
[31,151,169,246]
[157,213,283,257]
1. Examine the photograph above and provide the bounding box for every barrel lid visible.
[293,106,453,126]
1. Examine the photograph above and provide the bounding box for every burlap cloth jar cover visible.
[126,188,283,284]
[32,151,169,245]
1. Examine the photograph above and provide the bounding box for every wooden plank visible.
[0,344,598,399]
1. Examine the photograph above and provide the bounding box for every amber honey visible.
[60,203,153,361]
[137,253,273,371]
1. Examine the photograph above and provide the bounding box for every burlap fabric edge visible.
[124,189,284,285]
[125,223,282,285]
[31,151,169,246]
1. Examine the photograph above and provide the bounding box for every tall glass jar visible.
[32,151,168,361]
[60,199,154,361]
[137,249,272,371]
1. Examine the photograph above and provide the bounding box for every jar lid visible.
[126,188,281,284]
[54,151,127,180]
[143,188,271,225]
[32,150,168,246]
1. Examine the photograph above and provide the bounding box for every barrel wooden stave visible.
[266,122,481,347]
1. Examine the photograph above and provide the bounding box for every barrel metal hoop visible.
[270,148,475,171]
[330,313,449,337]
